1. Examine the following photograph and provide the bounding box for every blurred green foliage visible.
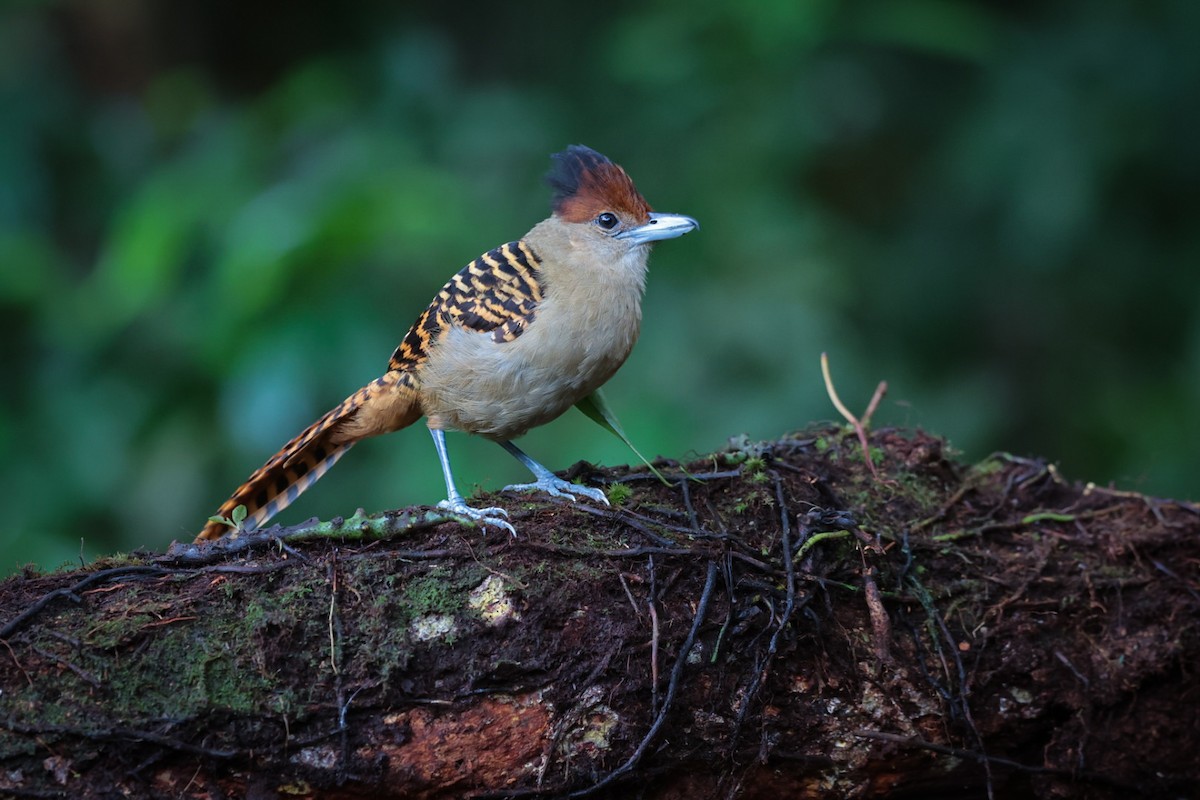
[2,1,1198,575]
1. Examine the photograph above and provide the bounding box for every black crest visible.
[546,145,612,205]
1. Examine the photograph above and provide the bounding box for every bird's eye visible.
[596,212,619,230]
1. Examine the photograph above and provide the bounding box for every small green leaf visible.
[207,515,232,527]
[232,504,248,526]
[575,389,671,485]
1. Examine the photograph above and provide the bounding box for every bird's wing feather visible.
[388,240,543,373]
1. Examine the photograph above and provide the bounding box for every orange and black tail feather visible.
[196,374,420,542]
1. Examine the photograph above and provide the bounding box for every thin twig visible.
[680,478,699,532]
[861,378,888,428]
[820,352,887,480]
[28,642,101,687]
[649,554,660,712]
[519,542,698,559]
[1,637,33,687]
[861,566,892,665]
[649,598,660,714]
[611,469,742,484]
[821,351,858,428]
[616,571,642,618]
[327,554,341,676]
[571,504,676,547]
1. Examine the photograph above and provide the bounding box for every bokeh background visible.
[3,1,1198,575]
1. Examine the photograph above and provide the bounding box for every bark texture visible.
[1,426,1198,799]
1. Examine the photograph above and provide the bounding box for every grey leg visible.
[429,429,515,535]
[499,441,609,506]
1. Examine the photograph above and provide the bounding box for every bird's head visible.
[545,145,698,257]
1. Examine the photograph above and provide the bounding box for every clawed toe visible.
[572,484,610,506]
[504,480,575,501]
[503,478,609,506]
[437,499,516,536]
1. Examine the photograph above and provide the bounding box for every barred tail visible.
[196,373,421,542]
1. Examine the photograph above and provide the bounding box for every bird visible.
[196,145,697,542]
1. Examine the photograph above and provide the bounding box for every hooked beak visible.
[616,212,699,245]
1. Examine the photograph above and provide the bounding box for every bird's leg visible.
[499,441,610,506]
[429,429,515,535]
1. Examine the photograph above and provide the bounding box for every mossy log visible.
[1,425,1198,799]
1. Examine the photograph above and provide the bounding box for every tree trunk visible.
[1,425,1197,799]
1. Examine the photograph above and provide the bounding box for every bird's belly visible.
[417,305,639,441]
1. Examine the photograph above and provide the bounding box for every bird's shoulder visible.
[388,240,544,373]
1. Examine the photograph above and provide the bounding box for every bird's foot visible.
[437,498,516,536]
[503,476,610,506]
